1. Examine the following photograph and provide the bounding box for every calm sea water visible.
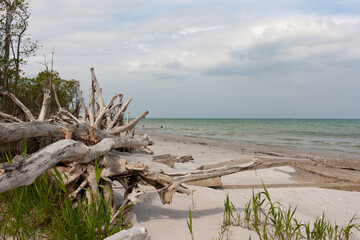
[139,119,360,157]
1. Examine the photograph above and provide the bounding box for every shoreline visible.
[138,118,360,158]
[138,130,360,162]
[128,130,360,239]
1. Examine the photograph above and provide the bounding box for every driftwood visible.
[0,135,260,211]
[103,225,150,240]
[151,154,194,168]
[0,68,154,229]
[0,68,148,134]
[0,67,268,237]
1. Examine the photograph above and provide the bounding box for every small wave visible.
[224,131,236,136]
[311,140,337,145]
[279,138,301,142]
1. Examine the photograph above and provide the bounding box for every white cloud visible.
[23,0,360,118]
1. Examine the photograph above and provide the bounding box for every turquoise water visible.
[139,119,360,157]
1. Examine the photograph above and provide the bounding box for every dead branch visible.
[107,111,149,135]
[0,110,22,122]
[75,81,87,123]
[0,90,36,121]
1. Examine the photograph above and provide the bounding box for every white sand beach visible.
[119,131,360,240]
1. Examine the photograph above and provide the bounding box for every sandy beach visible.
[119,131,360,239]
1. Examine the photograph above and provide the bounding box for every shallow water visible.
[139,118,360,157]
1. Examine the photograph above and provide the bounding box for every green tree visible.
[13,70,79,119]
[0,0,39,111]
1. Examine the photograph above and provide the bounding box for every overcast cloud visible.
[23,0,360,118]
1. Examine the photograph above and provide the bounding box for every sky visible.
[23,0,360,118]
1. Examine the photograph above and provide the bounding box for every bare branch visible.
[0,90,36,121]
[75,81,88,123]
[107,111,148,135]
[0,111,22,122]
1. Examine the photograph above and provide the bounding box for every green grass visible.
[187,207,194,240]
[212,184,360,240]
[0,153,127,239]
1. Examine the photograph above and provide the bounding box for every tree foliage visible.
[0,0,78,119]
[14,70,79,118]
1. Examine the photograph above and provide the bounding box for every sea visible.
[138,119,360,157]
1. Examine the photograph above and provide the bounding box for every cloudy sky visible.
[24,0,360,118]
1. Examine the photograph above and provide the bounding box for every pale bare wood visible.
[94,93,120,129]
[0,137,151,193]
[90,68,116,128]
[75,81,88,123]
[107,110,148,135]
[102,180,115,212]
[0,111,22,122]
[0,90,36,121]
[90,67,106,109]
[38,88,51,121]
[86,164,99,205]
[0,121,153,155]
[70,180,88,199]
[175,161,258,184]
[59,109,82,124]
[50,83,82,124]
[50,164,86,185]
[107,98,132,130]
[52,83,62,110]
[0,122,109,144]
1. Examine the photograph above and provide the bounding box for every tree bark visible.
[0,121,128,147]
[1,0,12,92]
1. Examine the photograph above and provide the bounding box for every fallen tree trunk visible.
[0,121,111,144]
[0,137,151,193]
[0,119,153,150]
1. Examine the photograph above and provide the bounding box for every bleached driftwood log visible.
[103,225,150,240]
[0,121,111,144]
[0,137,150,193]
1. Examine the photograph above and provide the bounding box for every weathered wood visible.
[0,90,36,121]
[108,98,132,130]
[90,67,106,110]
[94,93,121,129]
[107,111,149,135]
[0,111,21,122]
[38,88,51,121]
[175,154,193,163]
[0,121,111,145]
[175,161,258,184]
[104,225,150,240]
[52,83,62,110]
[75,81,88,123]
[0,137,151,193]
[152,154,177,168]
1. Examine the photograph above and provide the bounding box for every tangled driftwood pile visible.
[0,68,262,238]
